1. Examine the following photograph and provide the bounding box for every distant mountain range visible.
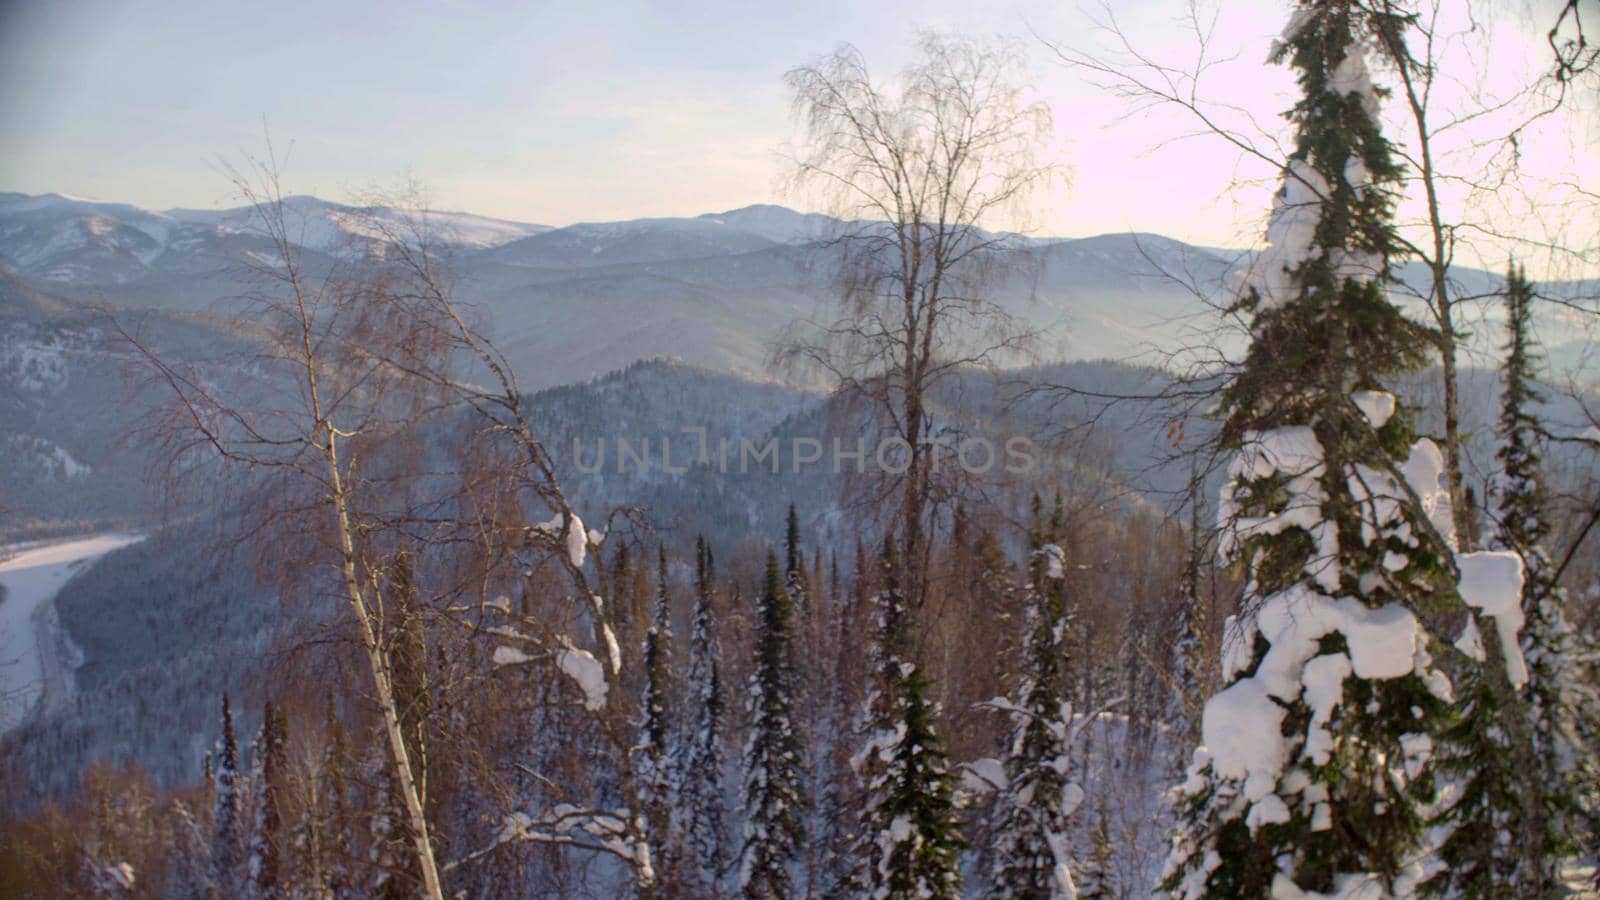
[1,190,1593,391]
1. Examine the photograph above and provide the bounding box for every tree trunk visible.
[1438,308,1474,551]
[327,435,445,900]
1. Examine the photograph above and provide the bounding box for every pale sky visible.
[1,0,1593,272]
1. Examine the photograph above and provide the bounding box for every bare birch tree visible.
[781,32,1053,606]
[121,154,452,899]
[120,160,657,896]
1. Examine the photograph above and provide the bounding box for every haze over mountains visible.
[7,189,1590,396]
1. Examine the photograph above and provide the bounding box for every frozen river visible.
[0,533,143,734]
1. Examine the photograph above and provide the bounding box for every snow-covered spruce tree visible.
[1161,2,1496,894]
[1167,471,1211,766]
[321,691,354,898]
[637,544,676,877]
[213,694,245,897]
[248,700,287,898]
[674,537,727,893]
[813,546,859,897]
[986,524,1085,898]
[739,549,807,898]
[850,538,966,899]
[785,503,810,613]
[819,538,878,899]
[1422,260,1547,895]
[1495,263,1600,858]
[1440,260,1600,888]
[168,799,213,899]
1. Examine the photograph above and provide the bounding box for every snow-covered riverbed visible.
[0,533,144,734]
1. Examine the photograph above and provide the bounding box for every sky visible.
[0,0,1594,271]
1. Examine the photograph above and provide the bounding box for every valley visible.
[0,532,143,734]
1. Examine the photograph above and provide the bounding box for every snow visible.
[1351,390,1395,429]
[1039,543,1066,580]
[1337,601,1423,680]
[961,757,1009,794]
[1455,551,1528,686]
[1241,38,1388,312]
[1271,872,1388,899]
[566,513,587,569]
[1329,45,1383,118]
[1202,679,1288,784]
[1452,615,1485,661]
[1400,440,1455,549]
[557,645,608,711]
[1269,7,1316,59]
[1302,653,1353,765]
[1219,427,1339,592]
[1247,794,1292,832]
[0,533,144,734]
[1398,733,1432,780]
[532,510,588,568]
[493,645,533,667]
[1249,585,1425,697]
[1059,782,1085,817]
[1241,161,1329,309]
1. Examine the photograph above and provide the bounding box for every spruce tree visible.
[1493,263,1600,867]
[986,514,1084,898]
[248,700,287,899]
[675,537,727,893]
[1162,2,1484,894]
[785,503,809,612]
[1168,471,1212,777]
[813,546,857,897]
[321,690,353,898]
[1430,260,1600,892]
[850,538,965,899]
[637,544,676,875]
[370,554,429,900]
[739,550,807,898]
[1170,530,1207,750]
[212,694,245,896]
[170,799,213,899]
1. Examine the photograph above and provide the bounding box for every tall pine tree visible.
[1162,2,1494,894]
[248,700,287,899]
[739,550,807,898]
[1168,472,1211,765]
[986,507,1084,899]
[212,694,245,897]
[675,537,727,893]
[637,544,677,879]
[1492,263,1600,871]
[1430,260,1600,892]
[849,538,965,898]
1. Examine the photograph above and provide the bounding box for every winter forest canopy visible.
[1,1,1600,898]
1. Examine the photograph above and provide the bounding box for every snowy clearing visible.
[0,532,143,734]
